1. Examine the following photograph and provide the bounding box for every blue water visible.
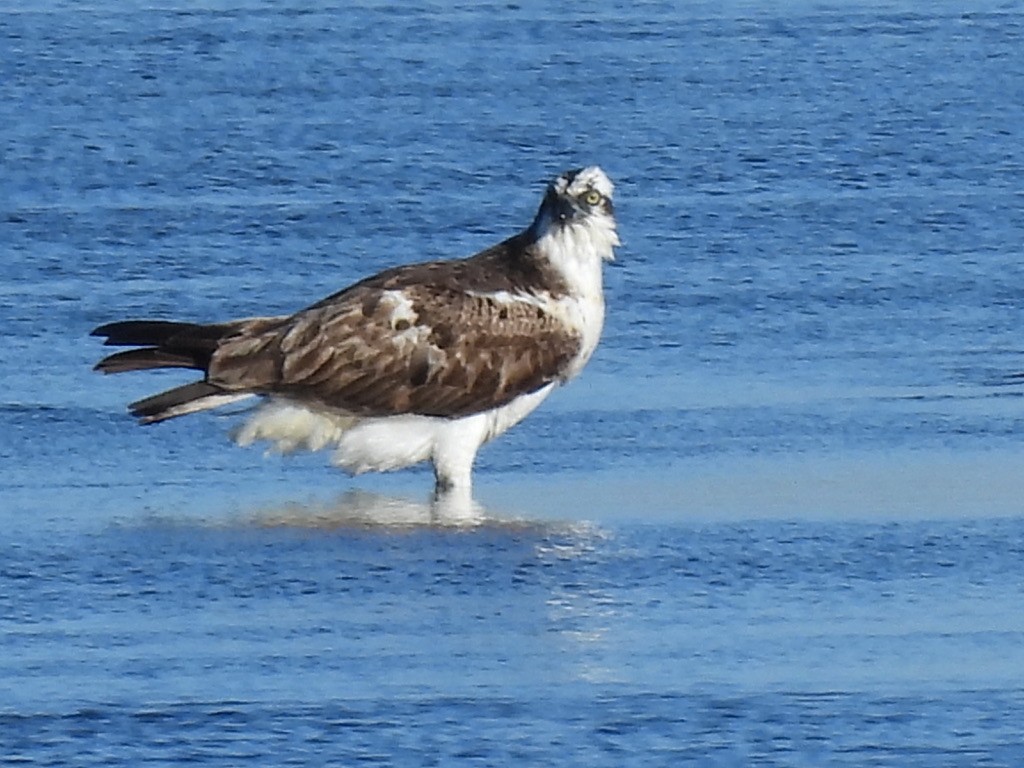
[4,1,1024,764]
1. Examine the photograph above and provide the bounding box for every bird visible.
[92,166,619,500]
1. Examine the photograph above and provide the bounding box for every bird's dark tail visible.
[92,320,251,423]
[92,320,237,373]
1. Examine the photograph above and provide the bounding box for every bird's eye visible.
[581,190,603,206]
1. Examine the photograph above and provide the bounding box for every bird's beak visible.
[544,187,580,223]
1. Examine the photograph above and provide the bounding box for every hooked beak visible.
[543,187,581,223]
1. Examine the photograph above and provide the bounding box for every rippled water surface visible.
[3,1,1024,764]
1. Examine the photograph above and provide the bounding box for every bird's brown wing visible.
[208,281,581,418]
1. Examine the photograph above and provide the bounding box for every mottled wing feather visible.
[207,281,579,418]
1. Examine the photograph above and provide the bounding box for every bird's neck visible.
[529,215,617,302]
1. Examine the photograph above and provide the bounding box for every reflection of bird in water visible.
[92,167,619,503]
[250,490,489,529]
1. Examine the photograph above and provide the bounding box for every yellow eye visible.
[582,190,603,206]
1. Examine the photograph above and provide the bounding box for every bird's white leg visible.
[430,414,486,499]
[431,447,475,498]
[430,448,482,523]
[430,482,482,523]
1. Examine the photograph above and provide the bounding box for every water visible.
[5,516,1024,764]
[3,1,1024,764]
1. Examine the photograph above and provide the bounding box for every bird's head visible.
[529,166,620,264]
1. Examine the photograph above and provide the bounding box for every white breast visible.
[533,218,614,381]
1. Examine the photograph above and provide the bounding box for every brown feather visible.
[129,382,225,422]
[203,276,580,418]
[92,230,582,421]
[94,348,202,374]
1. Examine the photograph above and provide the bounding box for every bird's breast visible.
[550,292,605,382]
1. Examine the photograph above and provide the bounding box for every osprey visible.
[92,166,619,498]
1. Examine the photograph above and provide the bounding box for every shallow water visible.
[3,1,1024,764]
[4,506,1024,765]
